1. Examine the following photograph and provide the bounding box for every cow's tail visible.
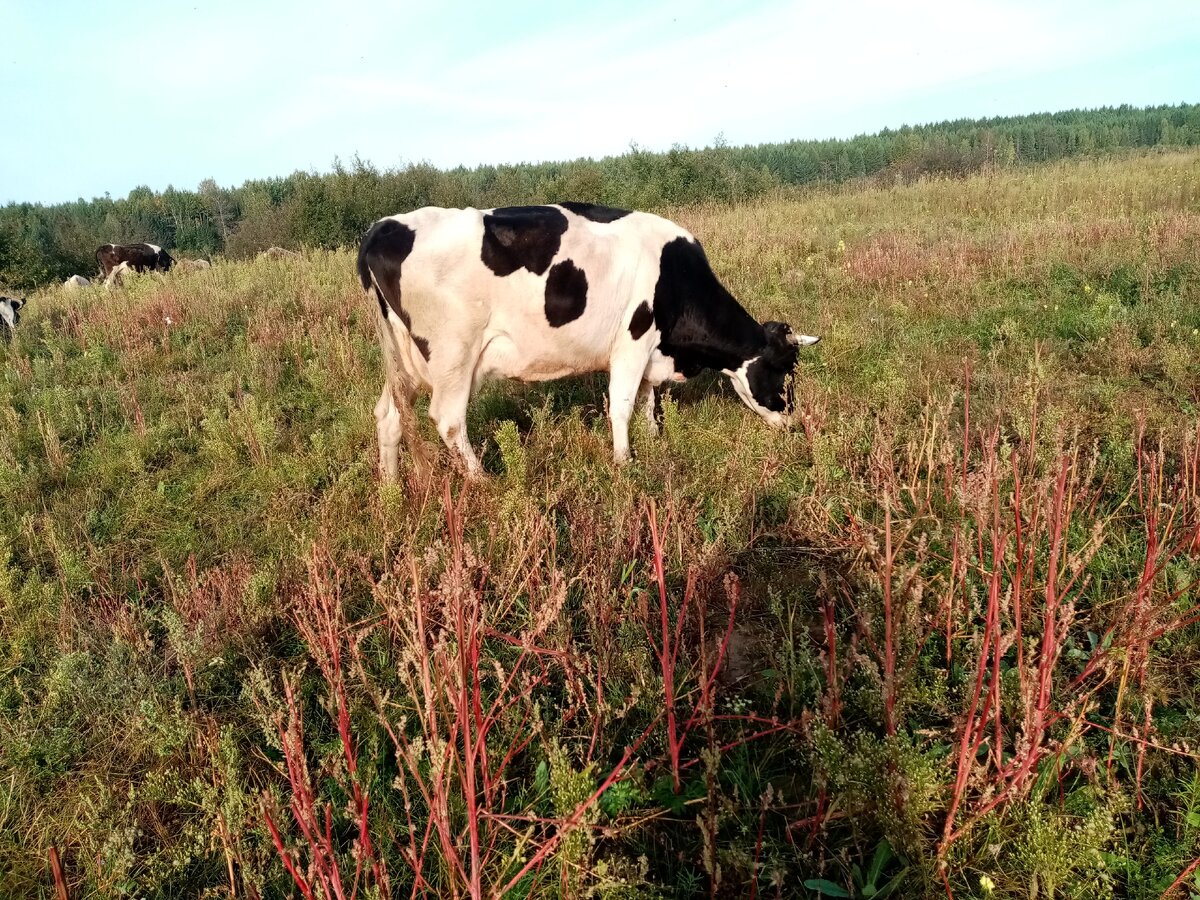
[365,263,431,480]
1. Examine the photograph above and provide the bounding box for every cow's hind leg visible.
[375,383,403,481]
[376,314,432,484]
[375,381,429,483]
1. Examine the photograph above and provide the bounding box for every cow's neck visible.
[653,237,766,373]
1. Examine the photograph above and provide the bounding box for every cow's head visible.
[0,297,25,341]
[157,250,175,272]
[725,321,819,427]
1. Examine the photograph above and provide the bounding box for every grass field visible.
[2,150,1200,898]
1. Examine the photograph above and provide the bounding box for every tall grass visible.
[1,150,1199,897]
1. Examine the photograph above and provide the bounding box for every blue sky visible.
[2,0,1198,205]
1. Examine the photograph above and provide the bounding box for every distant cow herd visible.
[4,211,821,478]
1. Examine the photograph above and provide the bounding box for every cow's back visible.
[395,204,677,331]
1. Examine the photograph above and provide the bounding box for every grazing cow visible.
[64,274,91,290]
[1,296,24,344]
[358,203,820,480]
[96,242,174,277]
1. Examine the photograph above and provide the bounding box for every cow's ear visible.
[763,321,792,341]
[11,299,24,312]
[762,321,799,368]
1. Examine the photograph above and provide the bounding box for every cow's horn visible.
[787,332,820,346]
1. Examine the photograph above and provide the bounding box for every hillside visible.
[2,150,1200,897]
[1,102,1198,290]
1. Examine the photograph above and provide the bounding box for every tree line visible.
[2,103,1197,290]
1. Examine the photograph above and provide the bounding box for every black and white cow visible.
[1,296,24,344]
[357,203,819,479]
[96,242,174,277]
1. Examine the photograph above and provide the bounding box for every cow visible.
[259,246,300,259]
[175,258,211,274]
[1,296,24,344]
[96,242,174,277]
[64,274,91,290]
[357,203,820,481]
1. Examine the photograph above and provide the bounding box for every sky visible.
[2,0,1198,205]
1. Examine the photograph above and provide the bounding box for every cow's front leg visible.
[608,358,649,465]
[636,379,658,436]
[429,375,482,477]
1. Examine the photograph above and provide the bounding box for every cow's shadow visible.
[455,370,743,475]
[469,369,726,437]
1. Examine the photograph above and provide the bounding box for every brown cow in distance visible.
[96,242,174,277]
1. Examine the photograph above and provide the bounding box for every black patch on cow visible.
[95,244,114,276]
[559,202,632,223]
[651,237,765,374]
[544,260,588,327]
[629,301,654,340]
[412,334,431,361]
[481,206,568,276]
[357,219,417,327]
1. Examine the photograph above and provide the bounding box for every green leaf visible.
[803,879,851,897]
[651,775,705,815]
[599,779,639,817]
[867,838,893,885]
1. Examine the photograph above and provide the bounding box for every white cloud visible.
[274,0,1191,171]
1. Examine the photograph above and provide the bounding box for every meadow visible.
[2,149,1200,898]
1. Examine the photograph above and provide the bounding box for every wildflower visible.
[164,316,174,326]
[837,240,845,252]
[1084,284,1092,294]
[980,874,996,894]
